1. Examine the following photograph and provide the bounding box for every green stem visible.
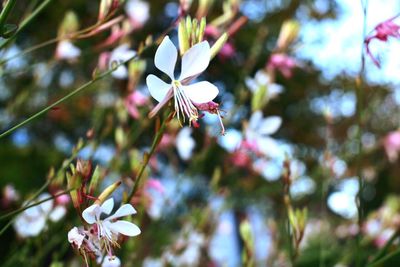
[369,230,400,264]
[0,0,17,29]
[0,56,136,139]
[0,189,72,221]
[0,0,54,49]
[127,112,171,202]
[367,247,400,267]
[356,1,368,266]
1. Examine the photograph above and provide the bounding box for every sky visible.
[299,0,400,84]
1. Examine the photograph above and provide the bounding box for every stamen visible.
[172,80,199,126]
[216,109,226,135]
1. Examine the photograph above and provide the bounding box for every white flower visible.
[100,255,121,267]
[176,127,195,160]
[246,111,282,158]
[146,36,219,124]
[49,205,67,222]
[125,0,150,27]
[13,193,66,238]
[56,40,81,60]
[82,198,140,252]
[109,44,136,79]
[68,227,85,249]
[245,70,283,99]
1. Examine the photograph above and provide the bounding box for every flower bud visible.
[196,0,214,18]
[178,19,190,55]
[58,11,79,38]
[198,17,206,42]
[95,181,122,205]
[276,20,299,51]
[210,32,228,59]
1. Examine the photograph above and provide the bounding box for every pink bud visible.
[383,130,400,162]
[268,53,297,78]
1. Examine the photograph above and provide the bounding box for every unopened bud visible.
[196,0,214,19]
[58,11,79,38]
[178,19,190,55]
[76,159,92,180]
[198,17,206,42]
[95,181,122,205]
[179,0,193,14]
[210,32,228,59]
[276,20,299,51]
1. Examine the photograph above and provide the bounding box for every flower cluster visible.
[68,198,140,266]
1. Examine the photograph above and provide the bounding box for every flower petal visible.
[82,204,99,224]
[146,74,172,102]
[182,81,218,104]
[179,41,211,81]
[259,116,282,135]
[176,127,195,160]
[248,111,262,132]
[155,36,177,80]
[107,204,136,221]
[111,66,128,79]
[49,206,66,222]
[108,220,141,236]
[258,136,282,158]
[101,198,114,215]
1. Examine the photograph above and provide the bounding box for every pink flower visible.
[124,91,148,119]
[365,15,400,67]
[97,23,130,48]
[383,130,400,162]
[267,53,297,79]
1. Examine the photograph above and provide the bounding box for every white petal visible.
[245,77,257,92]
[155,36,177,80]
[108,220,141,236]
[255,70,271,85]
[38,193,53,214]
[182,81,218,104]
[101,256,121,267]
[110,44,136,62]
[259,116,282,135]
[68,227,85,248]
[101,198,114,215]
[179,41,211,80]
[49,206,66,222]
[176,127,195,160]
[107,204,136,221]
[126,0,150,26]
[248,111,263,132]
[56,41,81,60]
[82,204,99,224]
[258,137,282,158]
[268,84,284,98]
[111,66,128,79]
[146,74,172,102]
